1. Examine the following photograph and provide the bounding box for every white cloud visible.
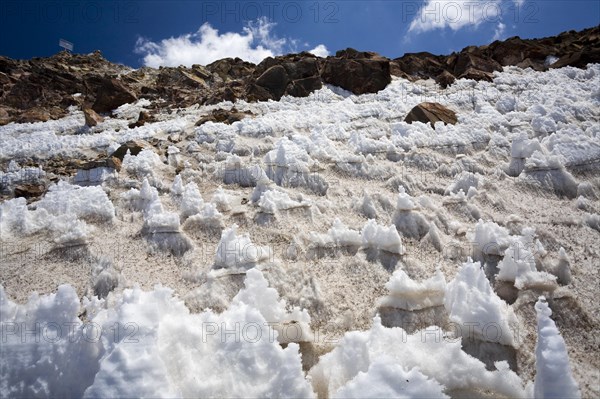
[134,17,328,67]
[492,22,506,41]
[308,44,330,57]
[408,0,502,34]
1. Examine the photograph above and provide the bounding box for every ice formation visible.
[1,55,597,398]
[533,297,581,399]
[445,259,520,347]
[470,220,511,261]
[180,182,204,220]
[122,148,164,179]
[309,316,526,398]
[496,228,558,291]
[309,218,362,250]
[213,224,272,271]
[378,269,446,310]
[332,357,448,399]
[0,181,114,244]
[361,219,405,255]
[257,189,311,214]
[232,268,313,343]
[393,187,431,240]
[264,137,329,195]
[0,279,314,398]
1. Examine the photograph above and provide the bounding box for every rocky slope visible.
[0,26,598,125]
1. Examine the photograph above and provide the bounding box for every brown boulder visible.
[392,52,445,79]
[83,107,104,127]
[457,68,495,82]
[488,37,555,66]
[322,50,391,94]
[92,78,137,113]
[206,57,255,81]
[204,85,243,105]
[286,76,323,97]
[255,65,290,100]
[128,111,154,128]
[109,140,147,161]
[453,53,502,77]
[435,70,456,88]
[404,102,457,129]
[550,49,600,69]
[0,107,10,125]
[14,183,46,200]
[195,108,252,126]
[335,48,386,60]
[78,156,122,172]
[17,107,51,123]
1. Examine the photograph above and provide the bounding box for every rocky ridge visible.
[0,26,598,125]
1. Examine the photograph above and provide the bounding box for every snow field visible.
[1,64,599,397]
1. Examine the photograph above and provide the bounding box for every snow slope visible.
[1,64,599,397]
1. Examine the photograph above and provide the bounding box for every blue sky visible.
[0,1,598,67]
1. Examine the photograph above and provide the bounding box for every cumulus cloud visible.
[134,17,327,67]
[407,1,525,35]
[492,22,506,41]
[308,44,330,57]
[408,0,502,33]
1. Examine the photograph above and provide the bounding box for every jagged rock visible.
[453,53,502,77]
[404,102,457,129]
[128,111,154,128]
[550,49,600,69]
[0,107,10,125]
[392,52,445,79]
[17,107,51,123]
[435,70,456,88]
[79,156,122,172]
[457,68,495,82]
[322,49,391,94]
[92,78,137,113]
[286,76,322,97]
[205,86,239,105]
[206,57,255,81]
[14,183,46,200]
[516,58,547,71]
[195,108,252,126]
[255,65,289,100]
[488,37,554,66]
[0,26,597,122]
[83,107,104,127]
[246,83,274,102]
[109,140,147,161]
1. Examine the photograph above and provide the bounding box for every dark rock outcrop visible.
[393,26,599,86]
[405,102,458,128]
[195,108,252,126]
[322,49,391,95]
[128,111,154,128]
[0,27,597,124]
[83,108,104,127]
[109,140,147,161]
[14,183,47,200]
[92,78,137,113]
